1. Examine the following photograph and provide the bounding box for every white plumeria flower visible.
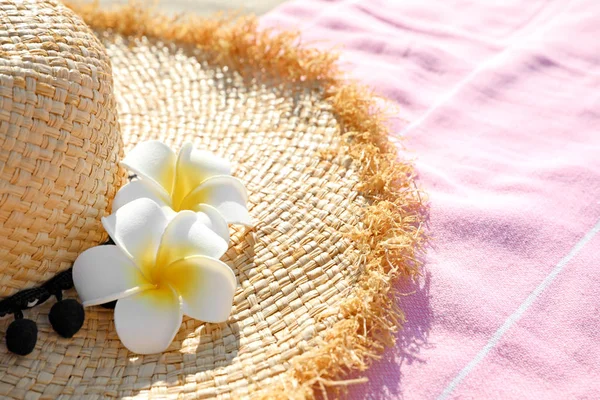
[72,198,237,354]
[113,140,251,226]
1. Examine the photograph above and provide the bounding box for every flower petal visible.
[194,204,230,246]
[112,179,171,212]
[102,198,169,279]
[180,176,251,225]
[73,245,153,307]
[121,140,177,196]
[155,211,229,271]
[172,143,231,207]
[114,286,182,354]
[163,256,237,322]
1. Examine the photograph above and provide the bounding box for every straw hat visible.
[0,0,424,398]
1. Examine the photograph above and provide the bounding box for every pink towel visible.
[263,1,600,398]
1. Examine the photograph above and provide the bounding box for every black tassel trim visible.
[1,238,115,355]
[0,268,74,318]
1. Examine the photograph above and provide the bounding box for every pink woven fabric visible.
[263,1,600,398]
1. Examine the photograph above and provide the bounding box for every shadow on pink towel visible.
[263,0,600,398]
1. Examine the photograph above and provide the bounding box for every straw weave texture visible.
[0,0,126,298]
[0,1,425,399]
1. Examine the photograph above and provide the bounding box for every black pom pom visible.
[100,300,117,309]
[6,318,37,355]
[49,299,85,338]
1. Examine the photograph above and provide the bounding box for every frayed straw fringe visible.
[64,2,427,398]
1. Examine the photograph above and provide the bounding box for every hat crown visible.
[0,0,125,297]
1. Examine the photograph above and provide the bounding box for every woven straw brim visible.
[0,3,425,399]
